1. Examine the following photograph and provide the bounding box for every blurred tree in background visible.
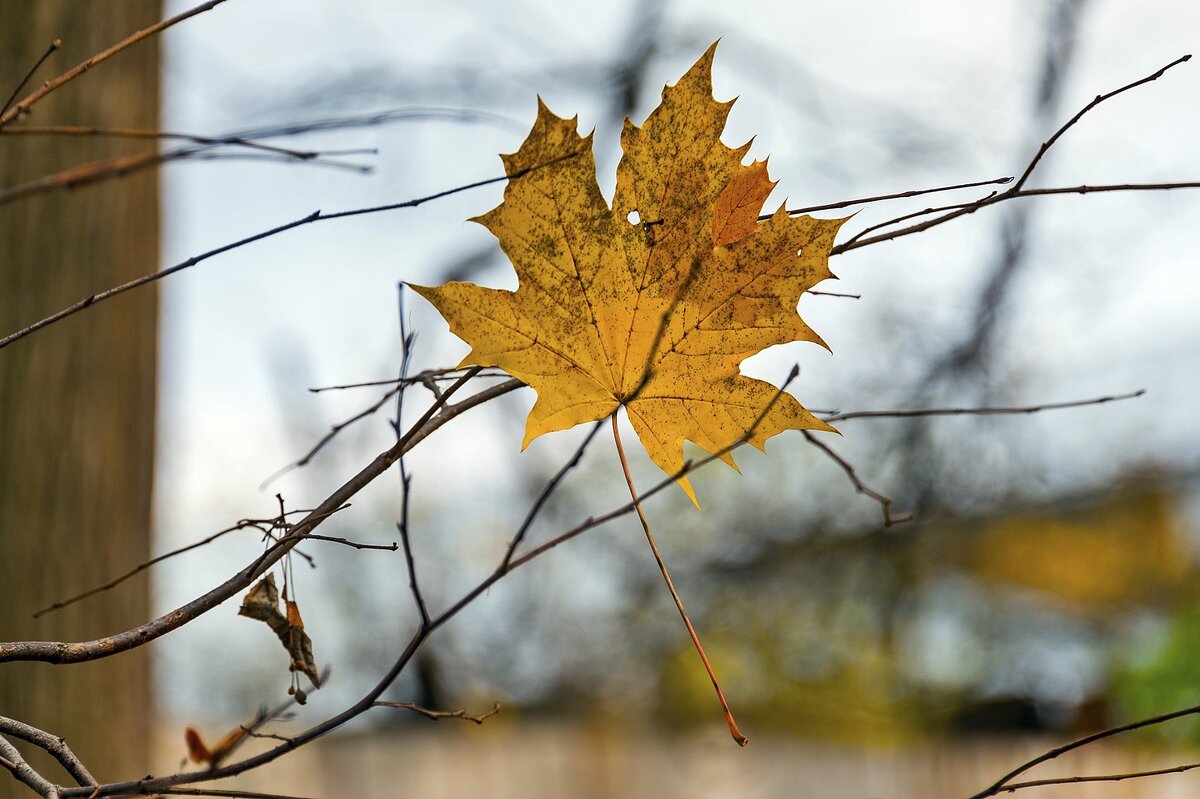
[0,1,160,781]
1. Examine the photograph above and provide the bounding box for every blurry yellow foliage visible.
[969,489,1187,607]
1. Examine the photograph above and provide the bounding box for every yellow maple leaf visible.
[413,44,843,505]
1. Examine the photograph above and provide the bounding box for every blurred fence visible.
[153,721,1200,798]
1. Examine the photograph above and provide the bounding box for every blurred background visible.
[3,0,1200,796]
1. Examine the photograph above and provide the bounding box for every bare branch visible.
[0,124,368,161]
[294,533,397,552]
[776,175,1013,217]
[0,143,373,208]
[0,718,93,788]
[0,0,230,129]
[158,787,322,799]
[833,54,1193,256]
[1,39,60,116]
[501,419,605,570]
[998,762,1200,793]
[0,734,58,798]
[307,367,507,393]
[803,432,912,527]
[1013,54,1191,191]
[374,701,500,725]
[966,703,1200,799]
[260,385,401,488]
[32,506,349,619]
[837,189,1001,249]
[0,152,580,352]
[805,289,861,299]
[822,389,1144,423]
[392,286,430,628]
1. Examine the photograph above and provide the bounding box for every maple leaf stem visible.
[609,413,749,747]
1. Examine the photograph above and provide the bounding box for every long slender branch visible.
[1,39,61,116]
[1013,54,1191,191]
[776,175,1013,218]
[157,789,323,799]
[0,125,350,160]
[833,54,1192,256]
[966,703,1200,799]
[837,189,1000,249]
[0,153,579,352]
[0,735,57,798]
[822,389,1143,423]
[838,182,1200,253]
[0,145,372,208]
[997,762,1200,794]
[32,506,348,619]
[0,718,94,788]
[802,432,911,526]
[374,701,500,724]
[0,373,517,665]
[393,287,430,628]
[260,385,401,488]
[0,0,229,129]
[501,420,605,569]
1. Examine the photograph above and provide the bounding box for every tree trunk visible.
[0,2,160,784]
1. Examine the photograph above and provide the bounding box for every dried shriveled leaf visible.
[413,43,842,505]
[238,574,321,689]
[183,724,246,766]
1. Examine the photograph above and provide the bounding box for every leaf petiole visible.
[610,413,748,747]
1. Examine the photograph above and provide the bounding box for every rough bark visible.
[0,1,161,784]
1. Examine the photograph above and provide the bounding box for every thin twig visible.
[294,534,397,552]
[805,289,861,299]
[822,389,1144,423]
[0,124,362,160]
[230,106,522,140]
[776,175,1013,217]
[1014,55,1192,191]
[0,152,580,352]
[802,432,911,526]
[0,145,369,209]
[833,55,1193,256]
[501,420,606,570]
[31,506,348,619]
[611,414,748,746]
[260,385,401,488]
[966,703,1200,799]
[0,717,94,787]
[1010,181,1200,197]
[997,762,1200,793]
[0,151,167,207]
[0,0,229,129]
[374,701,500,725]
[393,285,430,628]
[840,182,1200,250]
[835,180,1200,254]
[1,39,61,116]
[170,149,372,172]
[307,367,507,393]
[0,735,58,798]
[838,190,1000,249]
[158,788,322,799]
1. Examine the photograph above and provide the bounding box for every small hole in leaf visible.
[627,210,641,225]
